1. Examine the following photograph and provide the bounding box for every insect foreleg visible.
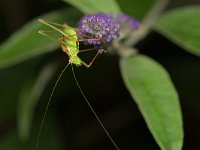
[59,34,77,41]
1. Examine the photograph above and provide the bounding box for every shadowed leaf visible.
[155,6,200,57]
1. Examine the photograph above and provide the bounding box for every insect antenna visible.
[38,30,61,44]
[71,64,120,150]
[34,63,70,150]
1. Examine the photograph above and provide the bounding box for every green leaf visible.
[154,6,200,57]
[0,8,81,69]
[120,55,183,150]
[17,63,56,140]
[63,0,120,14]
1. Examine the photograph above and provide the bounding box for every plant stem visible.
[124,0,169,47]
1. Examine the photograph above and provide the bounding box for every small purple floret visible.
[117,13,140,30]
[77,13,120,45]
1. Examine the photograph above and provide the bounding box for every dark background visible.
[0,0,200,150]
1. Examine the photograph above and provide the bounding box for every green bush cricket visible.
[35,19,120,150]
[38,19,105,68]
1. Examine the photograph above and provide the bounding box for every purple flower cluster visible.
[77,13,120,45]
[77,12,140,48]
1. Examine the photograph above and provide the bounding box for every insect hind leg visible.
[81,49,105,68]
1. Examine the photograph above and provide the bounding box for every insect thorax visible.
[63,28,79,55]
[64,28,77,39]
